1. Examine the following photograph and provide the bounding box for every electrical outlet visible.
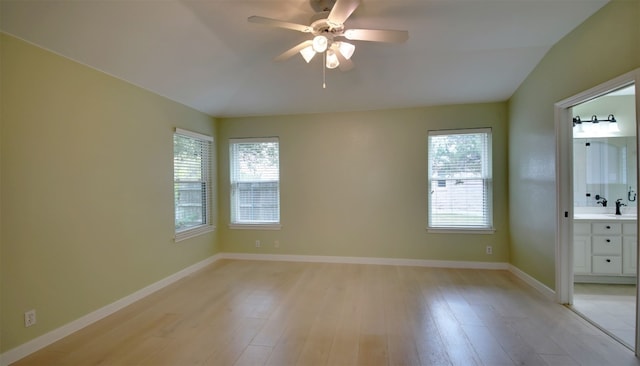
[274,240,280,248]
[24,309,36,327]
[486,246,493,255]
[255,240,261,248]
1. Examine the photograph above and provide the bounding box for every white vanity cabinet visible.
[623,223,638,274]
[573,223,592,274]
[574,219,637,281]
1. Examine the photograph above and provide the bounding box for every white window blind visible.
[173,128,214,239]
[428,128,493,230]
[230,138,280,225]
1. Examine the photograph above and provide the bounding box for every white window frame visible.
[229,137,281,230]
[427,128,494,233]
[173,128,215,241]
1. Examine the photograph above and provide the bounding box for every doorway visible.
[556,70,640,353]
[571,84,637,348]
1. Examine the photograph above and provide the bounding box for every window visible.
[428,128,493,231]
[229,138,280,228]
[173,128,214,241]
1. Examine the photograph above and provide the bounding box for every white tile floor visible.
[573,283,636,348]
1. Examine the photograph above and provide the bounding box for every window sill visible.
[427,227,495,235]
[229,223,282,230]
[175,225,215,242]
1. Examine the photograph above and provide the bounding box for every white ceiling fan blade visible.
[334,50,354,71]
[328,0,361,25]
[274,40,313,61]
[248,16,312,33]
[344,29,409,43]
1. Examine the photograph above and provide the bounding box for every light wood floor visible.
[12,260,640,366]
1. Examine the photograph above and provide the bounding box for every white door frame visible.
[555,68,640,352]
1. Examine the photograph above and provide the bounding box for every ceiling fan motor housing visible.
[310,16,344,37]
[310,0,337,13]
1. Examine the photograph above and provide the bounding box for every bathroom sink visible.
[601,214,637,219]
[574,213,638,220]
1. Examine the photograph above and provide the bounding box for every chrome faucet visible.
[616,199,627,215]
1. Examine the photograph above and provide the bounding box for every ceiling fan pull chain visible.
[323,51,327,89]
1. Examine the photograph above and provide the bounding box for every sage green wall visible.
[0,31,4,355]
[0,34,219,352]
[218,104,509,262]
[508,0,640,288]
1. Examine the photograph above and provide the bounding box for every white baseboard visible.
[0,254,222,366]
[219,252,510,270]
[574,275,637,285]
[508,264,556,300]
[220,254,555,301]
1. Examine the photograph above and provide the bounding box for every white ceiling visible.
[1,0,609,117]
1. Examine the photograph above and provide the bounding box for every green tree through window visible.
[230,138,280,225]
[428,129,493,229]
[173,129,213,239]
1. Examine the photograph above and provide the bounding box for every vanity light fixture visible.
[573,114,618,133]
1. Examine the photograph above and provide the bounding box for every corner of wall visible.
[0,31,5,360]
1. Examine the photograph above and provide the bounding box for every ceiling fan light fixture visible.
[248,0,409,86]
[299,46,316,63]
[335,41,355,60]
[326,50,340,69]
[312,35,329,53]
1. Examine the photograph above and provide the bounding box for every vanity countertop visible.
[574,213,637,221]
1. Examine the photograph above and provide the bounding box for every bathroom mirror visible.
[573,136,637,207]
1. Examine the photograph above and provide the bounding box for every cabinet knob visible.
[606,225,611,229]
[606,239,611,243]
[606,259,612,263]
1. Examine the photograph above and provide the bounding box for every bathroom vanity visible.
[573,133,638,283]
[574,214,637,283]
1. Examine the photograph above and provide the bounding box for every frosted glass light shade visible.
[312,35,328,53]
[326,50,339,69]
[609,121,620,132]
[336,41,355,59]
[574,123,584,133]
[300,46,316,63]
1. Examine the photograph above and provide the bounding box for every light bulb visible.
[336,41,355,60]
[326,50,339,69]
[299,46,316,63]
[574,123,583,134]
[609,121,620,132]
[312,35,328,53]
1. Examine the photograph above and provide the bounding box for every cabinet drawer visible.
[574,223,591,235]
[592,222,622,235]
[623,223,638,235]
[592,256,622,274]
[592,236,622,255]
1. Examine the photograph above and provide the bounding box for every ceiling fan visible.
[248,0,408,76]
